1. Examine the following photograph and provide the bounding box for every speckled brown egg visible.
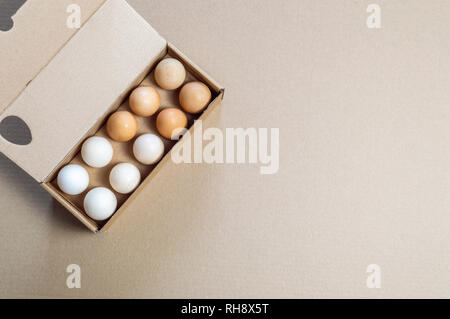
[106,111,138,142]
[156,108,188,140]
[179,81,212,114]
[129,86,160,117]
[154,58,186,90]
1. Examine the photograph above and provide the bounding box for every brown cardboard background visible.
[1,0,450,298]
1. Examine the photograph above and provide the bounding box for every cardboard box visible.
[0,0,224,232]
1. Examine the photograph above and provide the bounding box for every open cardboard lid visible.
[0,0,167,182]
[0,0,106,114]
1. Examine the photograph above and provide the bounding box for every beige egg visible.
[179,81,212,114]
[129,86,160,117]
[154,58,186,90]
[106,111,138,142]
[156,108,188,140]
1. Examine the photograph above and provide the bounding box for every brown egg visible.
[154,58,186,90]
[129,86,160,117]
[179,81,212,114]
[106,111,138,142]
[156,108,188,140]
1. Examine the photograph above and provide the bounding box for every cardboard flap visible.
[0,0,106,114]
[0,0,167,182]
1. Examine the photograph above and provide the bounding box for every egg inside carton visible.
[129,87,161,117]
[51,56,212,225]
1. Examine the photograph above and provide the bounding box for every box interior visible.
[44,46,222,232]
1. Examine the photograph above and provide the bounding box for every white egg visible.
[81,136,113,168]
[109,163,141,194]
[133,134,165,165]
[57,164,89,195]
[83,187,117,221]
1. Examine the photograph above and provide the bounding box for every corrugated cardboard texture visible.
[0,0,166,182]
[1,0,450,298]
[0,0,105,113]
